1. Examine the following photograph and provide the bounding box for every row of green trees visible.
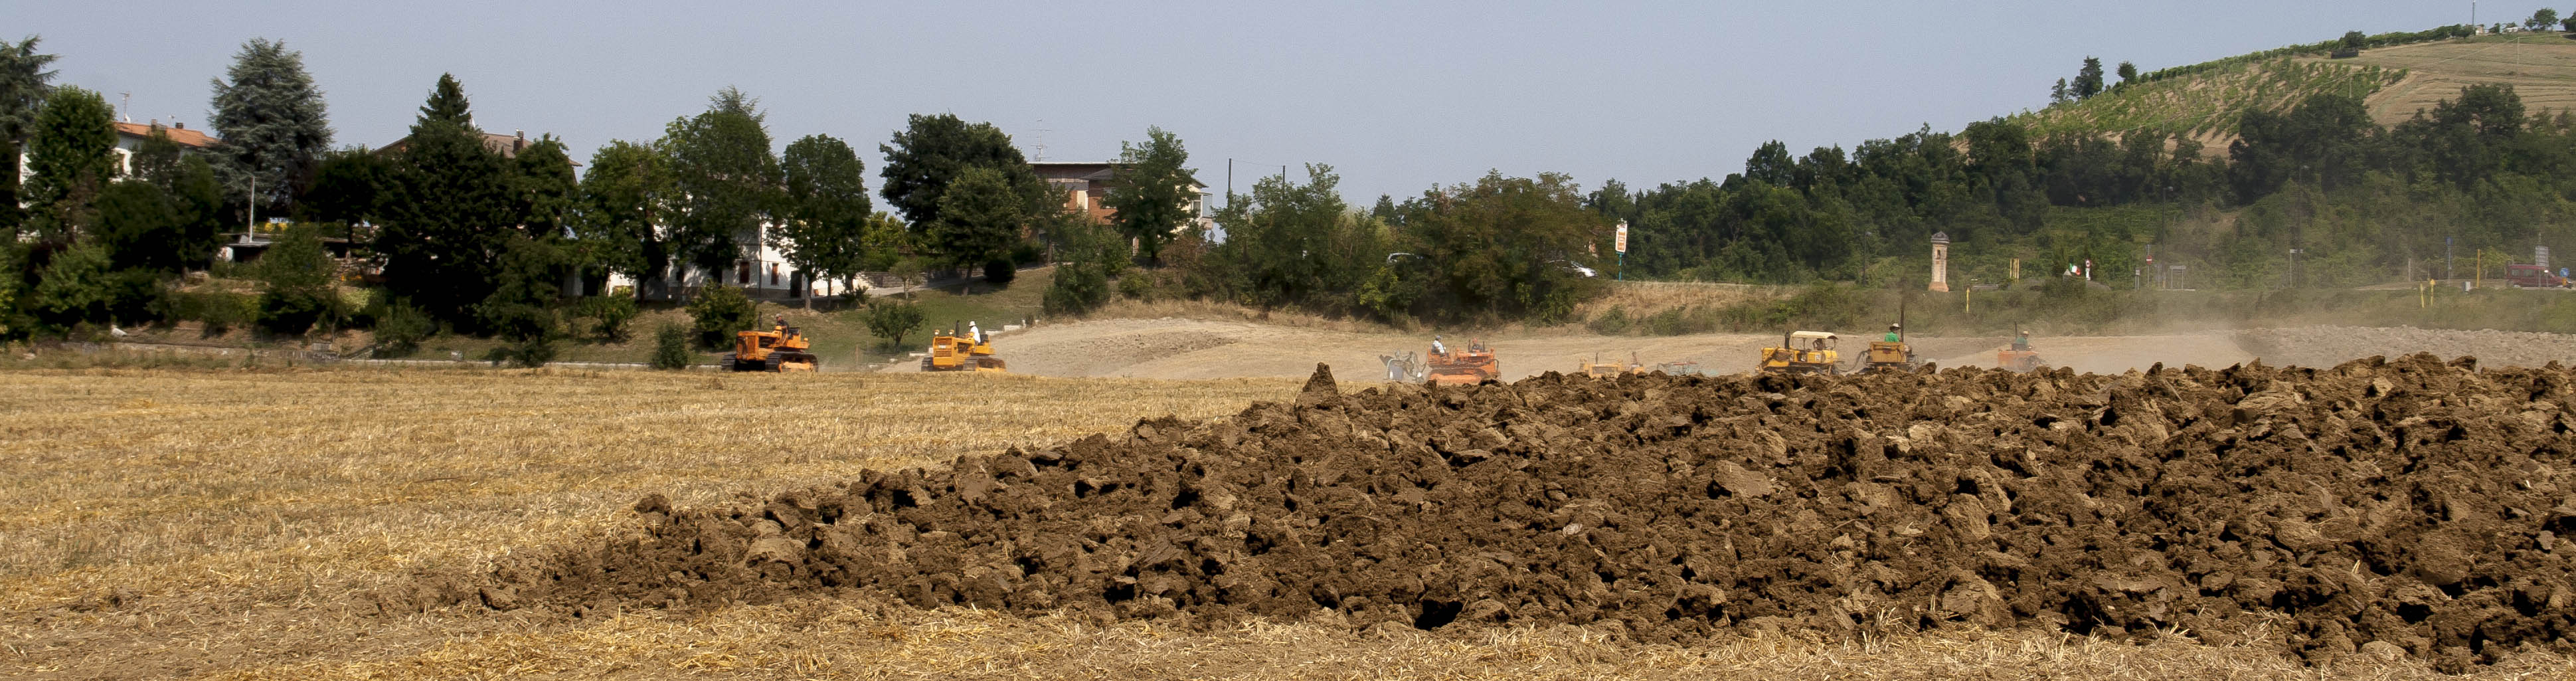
[325,78,1196,336]
[2049,56,2136,105]
[1056,35,2576,324]
[1,36,248,338]
[14,27,2576,345]
[1,37,381,341]
[1575,80,2576,292]
[1043,162,1608,327]
[0,33,1213,352]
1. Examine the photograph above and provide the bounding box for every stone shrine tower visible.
[1929,231,1951,292]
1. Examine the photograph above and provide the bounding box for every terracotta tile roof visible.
[114,122,220,148]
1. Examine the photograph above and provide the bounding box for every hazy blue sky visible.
[14,1,2494,206]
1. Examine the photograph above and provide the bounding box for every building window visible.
[736,260,750,284]
[770,264,780,285]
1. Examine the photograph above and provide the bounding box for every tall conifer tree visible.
[209,38,333,215]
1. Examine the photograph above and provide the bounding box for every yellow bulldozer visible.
[921,324,1007,373]
[1859,323,1925,373]
[724,320,819,372]
[1861,341,1922,372]
[1758,331,1842,375]
[1578,351,1646,378]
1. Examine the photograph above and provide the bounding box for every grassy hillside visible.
[2012,31,2576,142]
[2014,56,2401,142]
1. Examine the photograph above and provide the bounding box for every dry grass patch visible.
[1082,297,1395,334]
[1571,280,1786,320]
[2338,35,2576,127]
[203,597,2561,680]
[0,367,1295,679]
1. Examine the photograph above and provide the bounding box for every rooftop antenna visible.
[118,92,129,122]
[1030,118,1050,161]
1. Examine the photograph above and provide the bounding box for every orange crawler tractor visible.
[921,324,1007,373]
[723,320,819,372]
[1997,330,2048,372]
[1427,338,1500,385]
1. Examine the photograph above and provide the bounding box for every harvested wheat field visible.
[2334,35,2576,128]
[6,355,2575,679]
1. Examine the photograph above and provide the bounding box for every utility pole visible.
[2447,236,2454,280]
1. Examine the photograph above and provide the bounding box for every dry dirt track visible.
[887,318,2576,381]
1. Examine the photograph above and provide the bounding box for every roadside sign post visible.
[1614,220,1628,281]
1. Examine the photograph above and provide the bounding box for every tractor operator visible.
[1431,334,1447,356]
[2012,330,2030,351]
[1884,323,1902,343]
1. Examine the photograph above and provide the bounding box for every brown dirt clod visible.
[441,353,2576,670]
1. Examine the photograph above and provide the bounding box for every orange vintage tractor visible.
[1427,339,1500,385]
[723,321,819,372]
[1996,330,2047,372]
[921,324,1007,373]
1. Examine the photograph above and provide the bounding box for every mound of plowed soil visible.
[429,355,2576,669]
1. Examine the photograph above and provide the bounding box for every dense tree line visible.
[879,112,1054,279]
[0,36,983,353]
[0,32,1133,357]
[12,29,1608,339]
[1575,80,2576,292]
[1058,161,1606,326]
[14,24,2576,345]
[1,36,236,338]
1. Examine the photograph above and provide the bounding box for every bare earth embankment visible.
[472,358,2576,672]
